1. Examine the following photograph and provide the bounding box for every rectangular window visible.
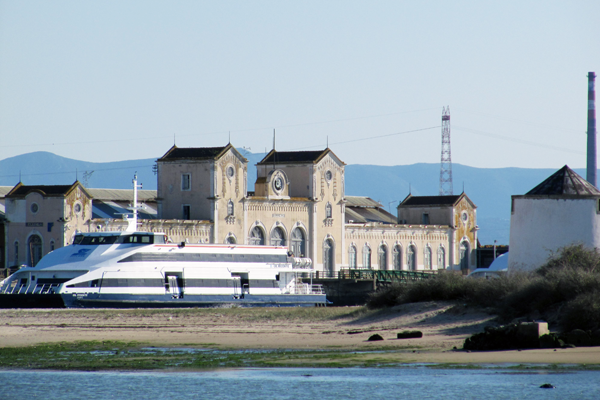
[182,205,191,220]
[181,174,191,191]
[422,213,430,224]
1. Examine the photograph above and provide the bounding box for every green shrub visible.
[367,272,529,309]
[368,244,600,332]
[560,291,600,331]
[537,244,600,277]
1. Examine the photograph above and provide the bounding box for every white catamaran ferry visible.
[0,176,327,308]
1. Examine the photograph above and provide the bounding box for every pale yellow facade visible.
[397,194,478,273]
[153,145,474,275]
[4,183,92,267]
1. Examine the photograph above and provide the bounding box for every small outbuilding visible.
[508,165,600,271]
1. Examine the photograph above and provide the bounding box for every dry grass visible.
[368,244,600,332]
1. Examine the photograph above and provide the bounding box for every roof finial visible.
[228,131,231,144]
[327,136,329,148]
[174,133,176,146]
[273,129,276,150]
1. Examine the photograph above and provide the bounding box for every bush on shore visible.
[367,244,600,332]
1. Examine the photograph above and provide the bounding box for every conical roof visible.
[526,165,600,195]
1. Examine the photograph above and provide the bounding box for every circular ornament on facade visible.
[325,170,333,181]
[74,202,82,214]
[273,176,284,192]
[461,212,468,222]
[226,165,235,178]
[30,203,39,214]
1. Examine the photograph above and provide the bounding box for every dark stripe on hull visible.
[61,293,328,308]
[118,253,287,263]
[0,294,66,309]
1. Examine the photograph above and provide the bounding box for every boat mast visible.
[126,173,144,232]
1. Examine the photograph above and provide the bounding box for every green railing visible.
[338,268,436,283]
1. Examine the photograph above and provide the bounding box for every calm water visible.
[0,367,599,400]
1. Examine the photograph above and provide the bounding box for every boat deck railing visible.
[1,282,59,295]
[291,281,325,295]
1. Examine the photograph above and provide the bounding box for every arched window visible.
[424,246,432,270]
[14,241,19,266]
[348,245,357,268]
[393,245,402,270]
[407,245,416,271]
[437,246,445,270]
[249,226,265,245]
[50,240,55,252]
[460,241,470,273]
[363,244,371,269]
[291,228,306,257]
[225,235,236,244]
[227,200,234,216]
[323,239,334,275]
[325,202,332,218]
[270,227,286,246]
[378,244,388,270]
[28,235,43,267]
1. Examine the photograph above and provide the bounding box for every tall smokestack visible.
[587,72,597,187]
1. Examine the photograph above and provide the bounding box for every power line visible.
[454,125,584,155]
[0,164,154,180]
[0,107,441,150]
[454,108,583,135]
[288,126,441,151]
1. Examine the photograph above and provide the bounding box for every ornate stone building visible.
[154,144,477,275]
[397,193,478,274]
[4,182,93,267]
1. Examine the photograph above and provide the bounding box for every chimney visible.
[587,72,597,187]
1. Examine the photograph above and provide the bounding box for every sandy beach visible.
[1,302,599,365]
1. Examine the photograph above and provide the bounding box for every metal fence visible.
[312,268,437,282]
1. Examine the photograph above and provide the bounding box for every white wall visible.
[509,197,600,271]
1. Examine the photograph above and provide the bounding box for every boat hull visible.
[0,294,66,309]
[61,293,328,308]
[0,292,328,308]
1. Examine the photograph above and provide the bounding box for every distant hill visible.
[0,150,578,246]
[0,152,157,191]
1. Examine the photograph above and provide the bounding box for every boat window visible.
[75,235,119,245]
[117,234,154,244]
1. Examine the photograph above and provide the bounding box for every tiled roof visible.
[345,206,396,224]
[92,200,157,220]
[345,196,382,208]
[87,188,157,202]
[158,145,232,161]
[399,194,462,207]
[0,186,14,197]
[345,196,396,224]
[526,165,600,195]
[258,149,330,164]
[6,182,81,197]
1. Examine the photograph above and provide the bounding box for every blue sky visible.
[1,1,599,168]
